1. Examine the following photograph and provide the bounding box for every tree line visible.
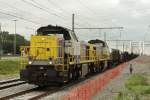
[0,31,29,55]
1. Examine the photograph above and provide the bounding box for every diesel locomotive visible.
[20,25,111,86]
[20,25,137,86]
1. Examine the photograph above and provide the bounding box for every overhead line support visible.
[74,27,123,30]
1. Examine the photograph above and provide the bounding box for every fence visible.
[61,63,127,100]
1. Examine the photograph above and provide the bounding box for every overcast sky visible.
[0,0,150,42]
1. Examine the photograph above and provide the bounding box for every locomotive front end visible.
[20,35,67,86]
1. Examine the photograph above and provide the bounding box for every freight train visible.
[20,25,138,86]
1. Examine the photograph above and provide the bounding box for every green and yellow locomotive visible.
[20,25,110,86]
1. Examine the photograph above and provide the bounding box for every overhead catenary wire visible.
[22,0,75,26]
[76,0,120,26]
[77,0,97,15]
[0,0,113,31]
[47,0,69,14]
[47,0,94,27]
[75,0,101,26]
[0,10,41,25]
[0,1,56,25]
[30,0,63,15]
[32,0,84,27]
[22,0,82,27]
[24,0,91,28]
[21,0,64,19]
[0,0,125,42]
[0,0,76,30]
[27,0,118,29]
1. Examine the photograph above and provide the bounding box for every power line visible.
[47,0,101,26]
[31,0,84,26]
[0,0,76,29]
[47,0,96,27]
[31,0,61,14]
[77,0,97,15]
[47,0,68,13]
[75,27,124,30]
[47,0,92,24]
[76,0,118,26]
[0,1,54,24]
[29,0,82,27]
[22,0,82,28]
[0,10,41,25]
[22,0,66,20]
[77,0,112,22]
[14,0,96,28]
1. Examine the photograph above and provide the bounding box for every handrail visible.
[20,46,64,67]
[20,45,104,67]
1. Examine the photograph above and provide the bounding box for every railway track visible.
[0,87,38,100]
[0,78,85,100]
[12,87,60,100]
[30,78,89,100]
[0,78,20,85]
[0,78,27,90]
[0,66,118,100]
[0,85,62,100]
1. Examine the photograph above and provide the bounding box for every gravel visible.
[0,83,36,98]
[93,56,150,100]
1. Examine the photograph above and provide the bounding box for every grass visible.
[115,92,141,100]
[126,74,150,94]
[126,74,148,86]
[0,60,22,78]
[116,74,150,100]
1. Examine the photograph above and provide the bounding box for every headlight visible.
[28,61,32,64]
[48,57,54,64]
[49,61,52,64]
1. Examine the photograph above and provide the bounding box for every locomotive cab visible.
[20,25,79,85]
[29,35,64,64]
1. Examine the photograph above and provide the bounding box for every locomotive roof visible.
[88,39,106,46]
[37,25,71,34]
[36,25,75,40]
[111,48,120,52]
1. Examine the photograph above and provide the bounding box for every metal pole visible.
[104,32,106,42]
[119,29,122,40]
[0,23,1,32]
[142,41,144,55]
[25,27,36,34]
[0,23,2,59]
[130,41,132,53]
[116,40,118,49]
[123,42,124,52]
[139,41,141,55]
[72,14,74,32]
[13,20,17,56]
[99,29,101,37]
